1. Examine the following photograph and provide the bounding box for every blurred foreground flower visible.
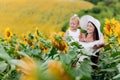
[17,57,37,80]
[48,60,70,80]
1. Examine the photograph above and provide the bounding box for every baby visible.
[64,14,80,42]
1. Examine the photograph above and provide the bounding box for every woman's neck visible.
[87,33,94,38]
[85,33,95,42]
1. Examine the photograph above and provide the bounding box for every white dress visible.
[68,29,80,42]
[79,40,101,54]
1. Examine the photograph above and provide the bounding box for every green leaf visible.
[17,51,29,58]
[117,63,120,72]
[60,53,71,64]
[70,42,82,49]
[80,75,92,80]
[113,74,120,79]
[111,52,120,58]
[0,61,8,72]
[101,68,116,72]
[78,27,87,33]
[68,50,77,59]
[31,49,41,56]
[70,67,82,78]
[48,47,57,57]
[70,60,92,79]
[79,60,92,76]
[0,45,11,61]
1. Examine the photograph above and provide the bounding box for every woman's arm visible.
[99,33,105,44]
[93,33,105,49]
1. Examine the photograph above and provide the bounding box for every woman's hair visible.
[70,14,79,25]
[90,22,99,40]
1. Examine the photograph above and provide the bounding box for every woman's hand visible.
[93,44,105,49]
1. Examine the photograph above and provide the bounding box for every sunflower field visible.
[0,18,120,80]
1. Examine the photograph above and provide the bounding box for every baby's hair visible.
[73,14,78,17]
[70,14,79,25]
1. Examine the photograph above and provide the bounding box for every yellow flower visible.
[52,40,69,53]
[34,27,39,36]
[21,34,26,41]
[58,31,65,37]
[38,42,44,50]
[15,45,20,51]
[21,34,27,45]
[38,42,50,53]
[31,44,34,49]
[43,48,50,53]
[27,39,33,46]
[48,60,70,80]
[114,21,120,36]
[118,37,120,44]
[105,18,110,25]
[17,57,37,80]
[111,18,116,25]
[117,31,120,44]
[5,28,13,39]
[104,19,113,36]
[51,33,69,53]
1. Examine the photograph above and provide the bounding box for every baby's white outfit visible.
[68,29,80,42]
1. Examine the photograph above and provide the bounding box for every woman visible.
[78,15,105,69]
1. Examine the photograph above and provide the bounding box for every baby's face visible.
[70,21,78,30]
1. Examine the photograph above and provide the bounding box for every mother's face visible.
[86,22,95,34]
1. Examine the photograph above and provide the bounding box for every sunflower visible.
[52,34,69,53]
[117,31,120,44]
[103,21,112,36]
[5,28,13,39]
[34,27,39,37]
[38,42,50,53]
[53,40,68,53]
[48,60,70,80]
[58,31,65,37]
[27,39,33,46]
[17,57,37,80]
[21,34,27,45]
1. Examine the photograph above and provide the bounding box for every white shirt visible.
[79,40,102,54]
[68,29,80,42]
